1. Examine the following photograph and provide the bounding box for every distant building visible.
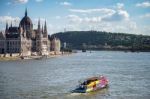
[0,9,61,56]
[51,37,61,52]
[63,42,67,49]
[0,31,6,54]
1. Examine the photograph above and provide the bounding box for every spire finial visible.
[25,8,27,17]
[6,21,8,29]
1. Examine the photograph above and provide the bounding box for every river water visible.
[0,51,150,99]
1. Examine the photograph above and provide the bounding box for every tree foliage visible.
[52,31,150,51]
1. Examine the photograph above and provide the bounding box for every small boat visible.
[20,56,31,60]
[82,49,86,52]
[35,55,48,60]
[72,76,108,93]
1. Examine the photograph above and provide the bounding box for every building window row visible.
[7,41,20,46]
[7,48,20,52]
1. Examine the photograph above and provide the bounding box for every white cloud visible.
[116,3,124,9]
[13,0,28,4]
[69,7,129,22]
[50,3,146,34]
[69,8,115,14]
[60,2,72,6]
[65,24,79,31]
[136,1,150,8]
[47,24,54,34]
[66,14,134,31]
[98,21,137,34]
[65,4,137,34]
[66,15,102,24]
[101,3,129,22]
[84,17,101,23]
[102,9,129,21]
[64,2,138,34]
[142,26,150,35]
[67,10,129,23]
[140,13,150,18]
[0,16,20,26]
[67,15,82,23]
[127,21,137,30]
[67,5,129,25]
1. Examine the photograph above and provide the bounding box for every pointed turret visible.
[5,21,8,33]
[6,22,8,30]
[44,20,47,33]
[44,20,48,37]
[38,19,41,31]
[37,18,43,39]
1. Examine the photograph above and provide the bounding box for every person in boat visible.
[81,76,99,86]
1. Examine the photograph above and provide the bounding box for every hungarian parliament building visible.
[0,9,61,56]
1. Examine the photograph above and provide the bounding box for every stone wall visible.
[0,53,20,57]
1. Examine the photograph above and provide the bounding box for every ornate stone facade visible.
[0,9,61,56]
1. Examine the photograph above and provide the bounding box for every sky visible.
[0,0,150,35]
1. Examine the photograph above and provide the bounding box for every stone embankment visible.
[0,51,72,61]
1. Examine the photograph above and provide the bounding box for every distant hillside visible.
[52,31,150,51]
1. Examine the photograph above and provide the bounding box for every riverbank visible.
[79,48,150,52]
[0,52,72,61]
[0,56,20,61]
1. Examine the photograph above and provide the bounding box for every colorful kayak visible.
[72,76,108,93]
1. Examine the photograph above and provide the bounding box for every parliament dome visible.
[19,9,33,27]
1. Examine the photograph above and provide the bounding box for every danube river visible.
[0,51,150,99]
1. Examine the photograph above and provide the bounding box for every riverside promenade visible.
[0,51,72,61]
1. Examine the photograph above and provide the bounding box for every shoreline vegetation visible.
[52,31,150,52]
[0,51,72,61]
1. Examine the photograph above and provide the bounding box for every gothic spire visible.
[25,8,27,17]
[44,20,47,34]
[38,18,41,31]
[5,21,8,34]
[6,21,8,30]
[11,21,12,27]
